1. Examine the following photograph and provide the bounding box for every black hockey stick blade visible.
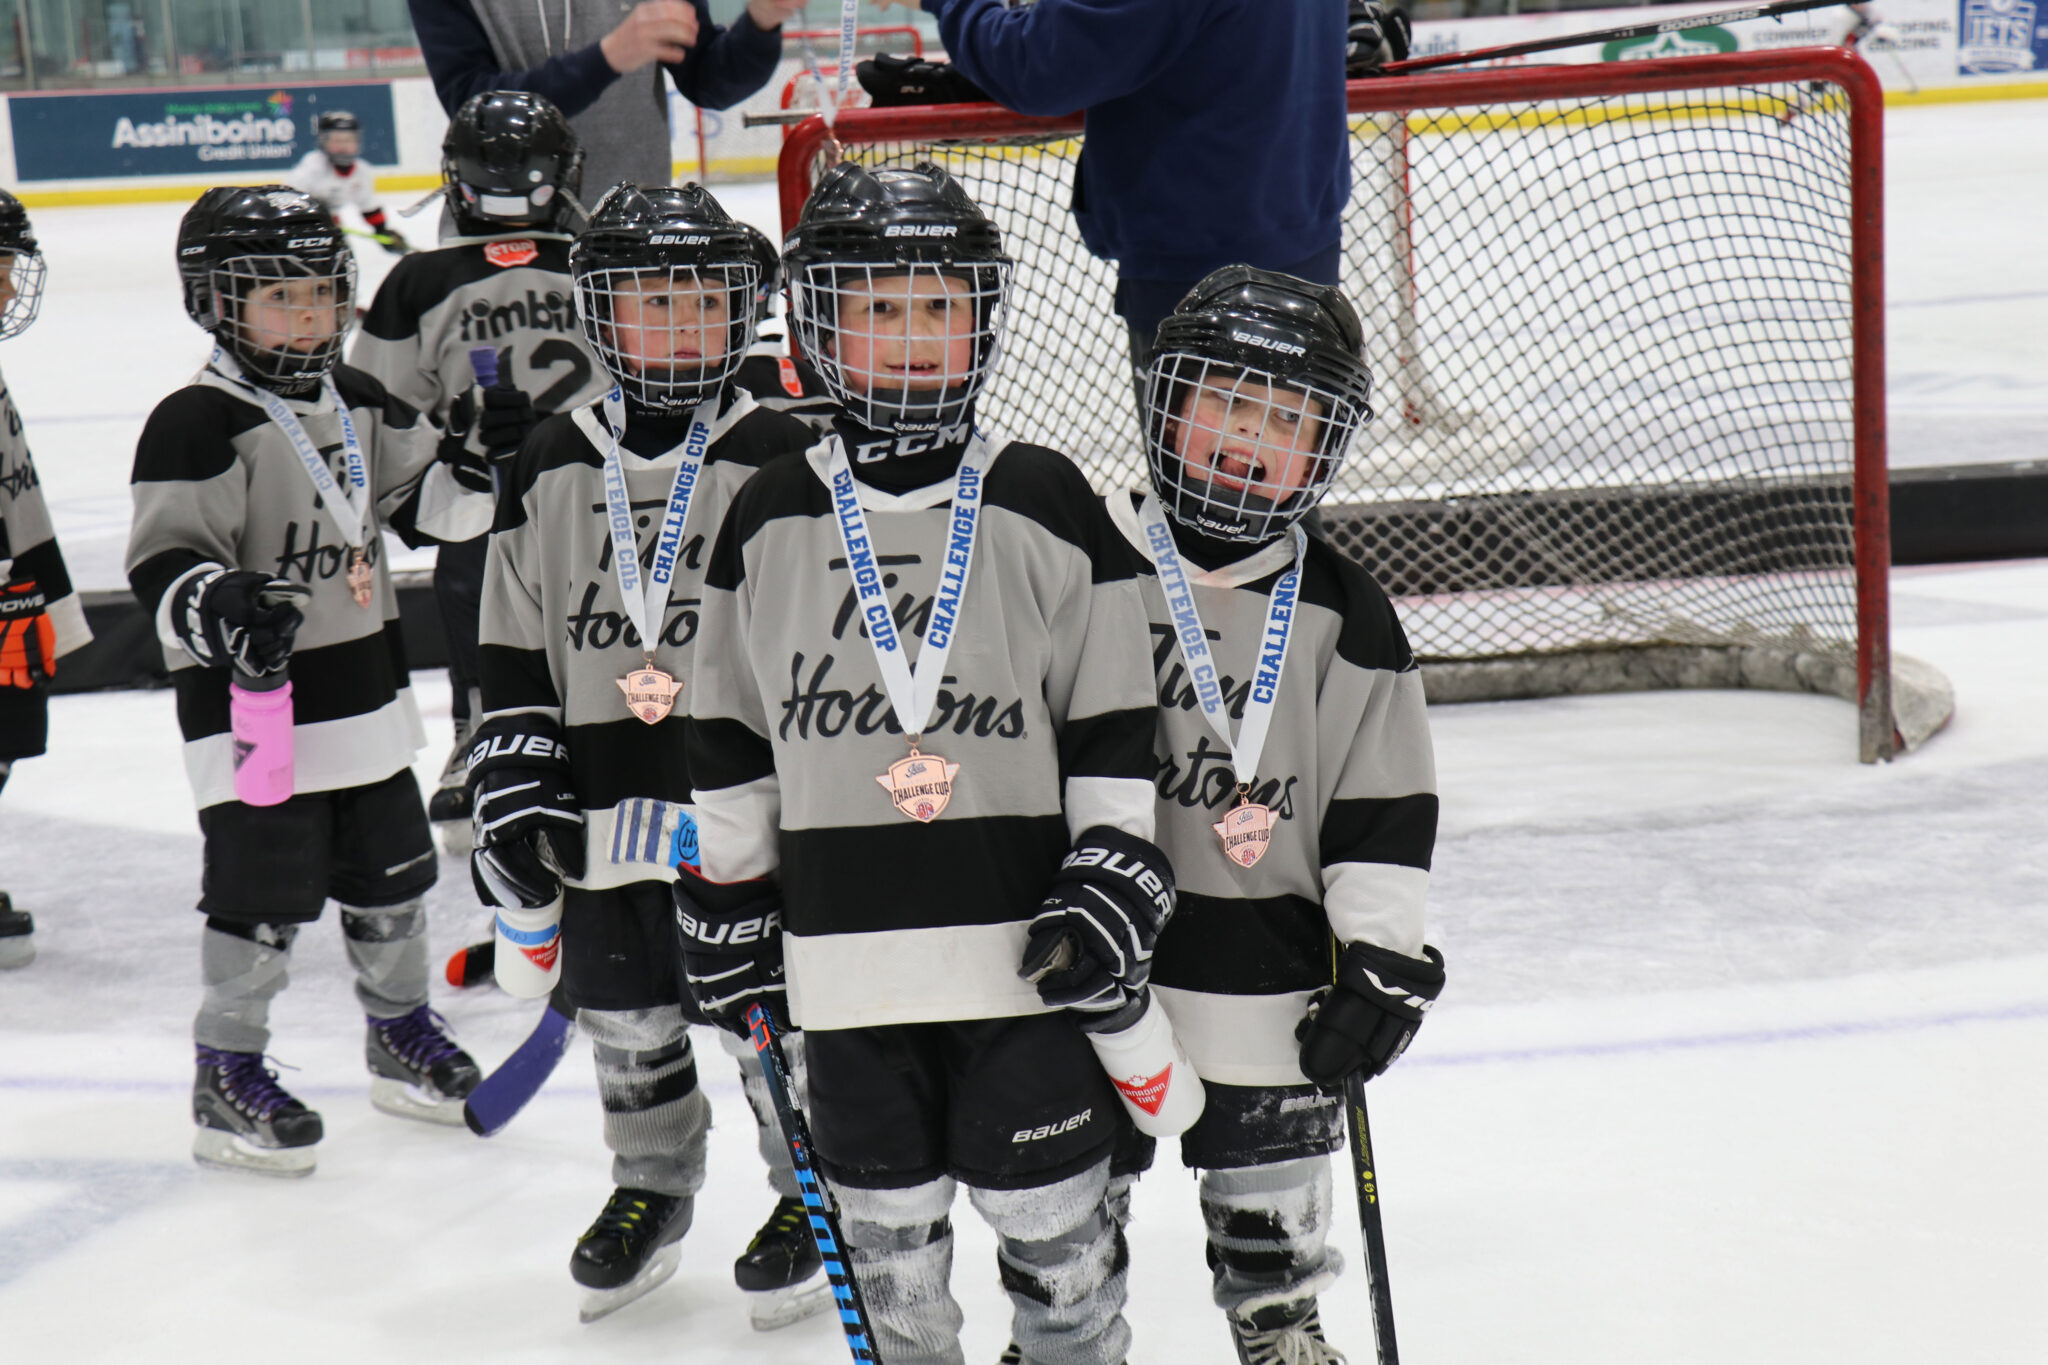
[747,1004,880,1362]
[1382,0,1852,74]
[463,1004,575,1137]
[1348,1072,1400,1365]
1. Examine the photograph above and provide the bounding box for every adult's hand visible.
[601,1,700,73]
[746,0,807,30]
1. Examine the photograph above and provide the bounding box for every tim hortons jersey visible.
[126,361,491,809]
[1105,491,1438,1089]
[477,390,816,891]
[687,437,1160,1032]
[351,233,607,431]
[0,365,91,660]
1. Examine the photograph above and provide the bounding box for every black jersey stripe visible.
[566,717,692,810]
[130,387,259,485]
[1056,705,1157,781]
[6,536,74,600]
[171,624,411,739]
[778,813,1070,938]
[685,714,777,794]
[1153,890,1337,996]
[1320,792,1439,873]
[128,546,213,618]
[478,642,561,714]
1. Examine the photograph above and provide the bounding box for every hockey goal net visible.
[779,49,1949,761]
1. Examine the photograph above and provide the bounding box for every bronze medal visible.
[346,547,374,608]
[876,743,961,823]
[617,664,683,724]
[1212,800,1275,869]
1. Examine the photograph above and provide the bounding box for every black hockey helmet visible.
[315,109,362,167]
[177,185,356,392]
[0,188,46,341]
[783,160,1012,434]
[570,182,761,413]
[1144,266,1375,544]
[741,223,781,325]
[443,91,584,235]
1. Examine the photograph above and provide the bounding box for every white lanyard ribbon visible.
[596,384,714,656]
[212,347,369,549]
[823,434,992,741]
[1135,493,1304,789]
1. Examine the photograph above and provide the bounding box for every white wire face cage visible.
[574,263,759,412]
[788,261,1011,433]
[213,253,357,388]
[0,248,46,341]
[1144,351,1368,544]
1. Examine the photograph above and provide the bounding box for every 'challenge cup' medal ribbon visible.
[596,385,710,725]
[822,433,993,823]
[1135,493,1305,869]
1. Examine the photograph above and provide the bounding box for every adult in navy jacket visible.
[905,0,1351,368]
[408,0,804,201]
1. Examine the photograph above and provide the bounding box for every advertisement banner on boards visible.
[1956,0,2046,74]
[7,83,398,182]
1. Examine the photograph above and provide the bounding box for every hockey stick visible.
[746,1003,879,1362]
[1347,1072,1400,1365]
[463,999,576,1137]
[1381,0,1854,75]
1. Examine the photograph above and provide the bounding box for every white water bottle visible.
[492,897,564,999]
[1081,990,1206,1137]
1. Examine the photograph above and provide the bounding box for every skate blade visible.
[0,938,34,970]
[747,1271,832,1331]
[370,1076,470,1127]
[192,1127,316,1178]
[577,1243,681,1324]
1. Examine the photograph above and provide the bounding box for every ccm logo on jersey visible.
[675,909,782,948]
[1013,1108,1092,1144]
[1061,846,1172,916]
[483,239,539,269]
[466,733,570,768]
[883,224,957,237]
[1231,330,1306,357]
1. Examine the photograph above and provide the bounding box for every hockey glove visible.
[0,578,55,688]
[467,714,586,909]
[170,568,307,677]
[1346,1,1412,76]
[856,53,992,107]
[436,391,495,495]
[1019,826,1176,1018]
[1297,941,1445,1090]
[476,384,537,463]
[674,873,789,1037]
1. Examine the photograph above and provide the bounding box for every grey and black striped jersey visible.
[686,437,1161,1032]
[477,390,817,890]
[0,364,90,658]
[126,361,490,809]
[351,232,606,428]
[1104,490,1437,1088]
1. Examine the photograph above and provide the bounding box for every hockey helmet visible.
[783,161,1012,434]
[570,183,761,413]
[314,109,362,167]
[740,223,781,326]
[1144,266,1375,544]
[0,188,46,341]
[443,92,584,235]
[177,185,356,392]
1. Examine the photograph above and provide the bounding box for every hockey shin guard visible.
[834,1177,958,1365]
[195,920,299,1055]
[972,1160,1131,1365]
[341,900,431,1019]
[1199,1156,1343,1317]
[585,1006,710,1196]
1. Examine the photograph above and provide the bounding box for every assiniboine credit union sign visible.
[7,83,397,182]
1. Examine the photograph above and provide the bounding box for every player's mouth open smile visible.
[1208,447,1263,491]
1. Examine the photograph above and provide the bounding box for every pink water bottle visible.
[230,667,296,807]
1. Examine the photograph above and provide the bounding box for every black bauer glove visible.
[436,389,494,495]
[169,568,307,677]
[1346,1,1412,76]
[477,383,537,463]
[466,714,585,909]
[674,873,789,1038]
[855,53,993,107]
[1019,826,1176,1019]
[1297,941,1445,1090]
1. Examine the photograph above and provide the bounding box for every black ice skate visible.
[0,891,34,969]
[191,1046,324,1178]
[1230,1295,1347,1365]
[734,1194,830,1330]
[429,720,476,857]
[571,1187,694,1323]
[366,1005,480,1126]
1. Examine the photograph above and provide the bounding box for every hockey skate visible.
[0,892,33,969]
[572,1187,694,1323]
[191,1046,324,1178]
[1229,1295,1347,1365]
[366,1005,481,1126]
[428,718,475,857]
[734,1194,830,1330]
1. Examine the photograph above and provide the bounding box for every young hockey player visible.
[467,182,826,1323]
[0,189,91,969]
[127,186,493,1176]
[1108,267,1445,1364]
[682,161,1170,1365]
[352,90,605,857]
[287,110,409,256]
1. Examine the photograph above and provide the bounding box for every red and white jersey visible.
[286,150,381,217]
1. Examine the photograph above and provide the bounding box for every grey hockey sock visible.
[340,900,430,1019]
[839,1177,967,1365]
[583,1006,710,1197]
[971,1160,1130,1365]
[716,1025,807,1198]
[194,920,299,1054]
[1199,1156,1344,1317]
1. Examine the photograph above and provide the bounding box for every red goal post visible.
[777,49,1950,762]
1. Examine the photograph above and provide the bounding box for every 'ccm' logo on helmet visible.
[1231,330,1306,357]
[883,225,957,238]
[286,237,330,249]
[648,234,711,245]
